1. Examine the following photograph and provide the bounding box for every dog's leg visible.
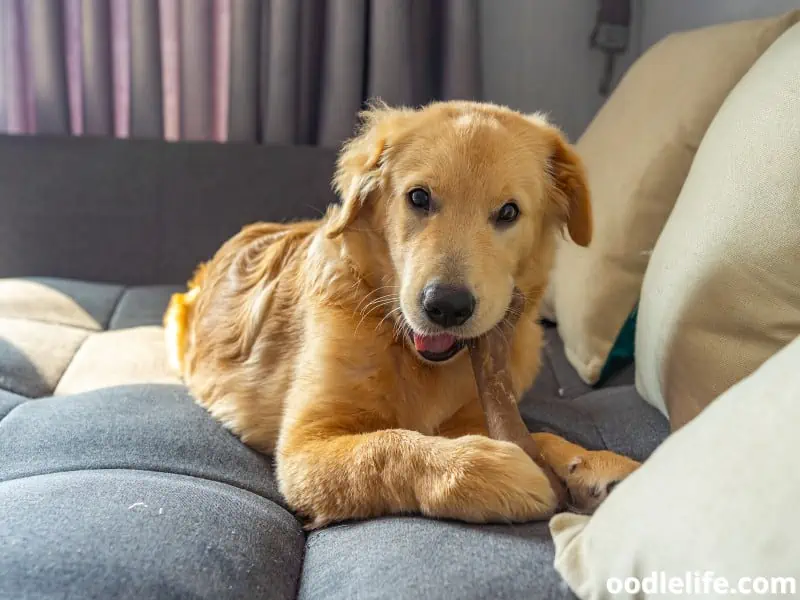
[531,432,640,513]
[277,419,559,529]
[439,402,640,514]
[466,291,639,514]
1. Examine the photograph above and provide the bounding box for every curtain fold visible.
[0,0,481,146]
[81,0,113,135]
[179,0,212,140]
[130,0,162,138]
[227,0,259,142]
[28,0,69,134]
[317,0,366,147]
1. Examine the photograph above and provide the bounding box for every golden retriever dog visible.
[165,101,639,529]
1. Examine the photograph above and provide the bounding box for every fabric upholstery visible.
[0,385,283,504]
[0,317,88,398]
[0,384,304,600]
[636,21,800,428]
[0,273,667,599]
[0,388,25,420]
[0,135,338,285]
[521,387,668,464]
[0,279,181,397]
[2,471,304,600]
[53,327,178,395]
[550,336,800,600]
[298,385,666,600]
[530,324,637,405]
[0,277,121,329]
[300,519,569,600]
[542,10,800,385]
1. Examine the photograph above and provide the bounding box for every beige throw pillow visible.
[550,334,800,600]
[544,11,800,385]
[635,21,800,429]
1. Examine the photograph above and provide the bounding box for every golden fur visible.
[165,101,638,528]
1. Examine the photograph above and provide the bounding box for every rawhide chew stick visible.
[469,291,567,507]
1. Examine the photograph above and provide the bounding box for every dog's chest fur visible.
[384,345,479,435]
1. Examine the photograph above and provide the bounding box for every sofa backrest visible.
[0,135,337,285]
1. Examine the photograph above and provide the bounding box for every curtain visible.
[0,0,481,147]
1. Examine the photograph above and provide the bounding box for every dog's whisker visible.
[355,295,400,335]
[354,286,399,313]
[376,306,403,332]
[359,294,399,315]
[356,300,399,326]
[357,293,399,310]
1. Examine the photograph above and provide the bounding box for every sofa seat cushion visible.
[0,388,26,419]
[0,384,304,600]
[300,519,569,600]
[520,386,668,464]
[0,385,284,501]
[0,384,667,600]
[0,274,669,599]
[296,386,668,600]
[2,471,303,600]
[0,278,182,397]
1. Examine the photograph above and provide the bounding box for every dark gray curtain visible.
[246,0,482,145]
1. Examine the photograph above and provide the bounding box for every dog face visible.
[327,101,591,364]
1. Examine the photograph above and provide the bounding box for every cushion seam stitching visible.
[0,401,28,426]
[50,335,92,395]
[0,314,101,332]
[104,287,128,330]
[0,465,290,513]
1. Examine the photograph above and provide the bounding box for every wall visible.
[478,0,642,141]
[479,0,799,140]
[641,0,800,49]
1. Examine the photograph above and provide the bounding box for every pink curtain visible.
[0,0,481,146]
[1,0,232,141]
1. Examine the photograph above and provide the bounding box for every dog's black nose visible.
[422,284,475,328]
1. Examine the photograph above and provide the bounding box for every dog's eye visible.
[496,202,520,225]
[408,188,431,211]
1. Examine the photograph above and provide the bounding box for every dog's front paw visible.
[561,450,640,514]
[421,436,559,523]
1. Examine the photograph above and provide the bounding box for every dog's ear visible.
[529,115,592,247]
[326,102,408,238]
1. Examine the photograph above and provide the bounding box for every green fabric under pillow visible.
[597,305,637,386]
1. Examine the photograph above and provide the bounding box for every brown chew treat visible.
[469,291,568,508]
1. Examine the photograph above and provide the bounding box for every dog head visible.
[327,101,591,364]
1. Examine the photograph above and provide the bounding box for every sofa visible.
[0,134,668,600]
[4,12,799,599]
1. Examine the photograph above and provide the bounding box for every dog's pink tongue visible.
[413,333,456,354]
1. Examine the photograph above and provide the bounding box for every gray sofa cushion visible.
[2,471,303,600]
[300,519,569,600]
[0,276,669,599]
[521,386,669,462]
[0,384,304,600]
[530,323,635,403]
[0,278,182,397]
[297,385,667,600]
[0,388,25,420]
[0,385,282,503]
[1,383,664,600]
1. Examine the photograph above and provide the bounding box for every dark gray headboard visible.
[0,135,338,285]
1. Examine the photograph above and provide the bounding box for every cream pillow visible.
[551,335,800,600]
[635,21,800,429]
[544,11,800,385]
